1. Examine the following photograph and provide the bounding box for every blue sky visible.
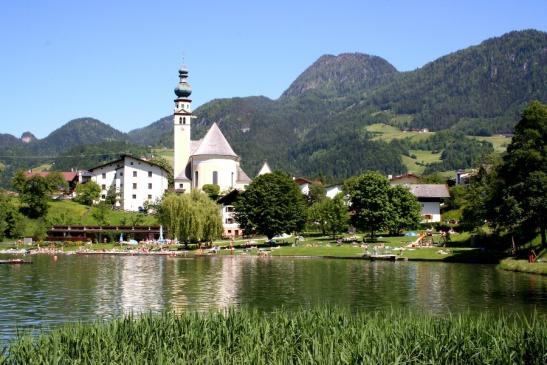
[0,0,545,138]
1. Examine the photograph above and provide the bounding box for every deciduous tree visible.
[234,171,306,240]
[74,181,101,206]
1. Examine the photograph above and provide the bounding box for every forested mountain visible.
[31,118,128,155]
[0,30,545,187]
[0,118,132,187]
[127,116,172,147]
[366,29,547,134]
[280,53,397,99]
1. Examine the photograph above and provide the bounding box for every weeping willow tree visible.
[157,191,223,244]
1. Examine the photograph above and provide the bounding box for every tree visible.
[488,101,547,246]
[92,203,109,226]
[202,184,220,200]
[323,193,350,239]
[234,171,307,240]
[149,156,174,187]
[74,181,101,206]
[307,183,326,205]
[0,193,25,240]
[346,171,392,240]
[387,185,421,235]
[104,184,118,207]
[12,171,64,218]
[157,191,223,244]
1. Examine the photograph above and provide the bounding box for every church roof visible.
[191,123,237,157]
[257,161,272,176]
[237,166,251,183]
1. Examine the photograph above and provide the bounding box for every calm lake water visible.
[1,254,547,342]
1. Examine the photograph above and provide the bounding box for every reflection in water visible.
[1,255,547,342]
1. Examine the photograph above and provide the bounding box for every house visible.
[24,171,79,195]
[389,173,420,185]
[325,185,343,199]
[391,183,450,223]
[217,189,244,238]
[88,154,169,211]
[294,177,313,196]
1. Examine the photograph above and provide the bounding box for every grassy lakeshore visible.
[1,232,504,263]
[2,308,546,364]
[498,258,547,275]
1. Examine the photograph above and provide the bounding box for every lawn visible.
[47,200,158,226]
[498,258,547,275]
[152,148,174,167]
[365,123,434,143]
[409,149,442,164]
[469,135,511,154]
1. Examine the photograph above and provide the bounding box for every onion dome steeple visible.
[174,64,192,98]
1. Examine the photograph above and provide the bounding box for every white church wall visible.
[192,156,238,192]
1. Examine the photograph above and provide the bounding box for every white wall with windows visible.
[89,156,169,212]
[419,201,442,223]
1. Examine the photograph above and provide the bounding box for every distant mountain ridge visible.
[1,29,545,185]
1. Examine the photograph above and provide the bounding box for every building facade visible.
[89,155,169,211]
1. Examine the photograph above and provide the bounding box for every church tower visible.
[173,64,193,188]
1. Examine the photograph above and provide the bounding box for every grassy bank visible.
[3,308,546,364]
[498,258,547,275]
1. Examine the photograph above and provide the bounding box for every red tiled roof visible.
[25,171,78,182]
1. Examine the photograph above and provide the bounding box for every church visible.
[172,65,251,193]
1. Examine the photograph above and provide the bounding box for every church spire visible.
[174,64,192,98]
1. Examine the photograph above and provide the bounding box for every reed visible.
[2,308,546,364]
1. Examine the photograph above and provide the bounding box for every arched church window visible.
[213,171,218,185]
[179,117,182,124]
[183,117,186,124]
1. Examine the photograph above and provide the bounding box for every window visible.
[183,117,186,124]
[101,195,106,199]
[101,184,106,190]
[148,171,152,178]
[133,171,137,177]
[148,183,152,189]
[130,162,134,165]
[133,183,137,189]
[179,117,182,124]
[120,172,123,177]
[102,173,106,179]
[148,194,152,200]
[226,206,234,212]
[213,171,218,185]
[179,183,183,189]
[231,172,234,187]
[194,171,199,188]
[132,194,136,199]
[424,214,433,220]
[228,230,231,234]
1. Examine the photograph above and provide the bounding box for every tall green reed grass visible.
[2,307,546,364]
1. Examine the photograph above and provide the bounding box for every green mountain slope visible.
[366,29,547,134]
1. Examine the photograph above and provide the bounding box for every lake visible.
[1,254,547,342]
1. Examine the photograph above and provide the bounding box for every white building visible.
[88,155,169,211]
[172,65,251,193]
[325,185,343,199]
[390,183,450,223]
